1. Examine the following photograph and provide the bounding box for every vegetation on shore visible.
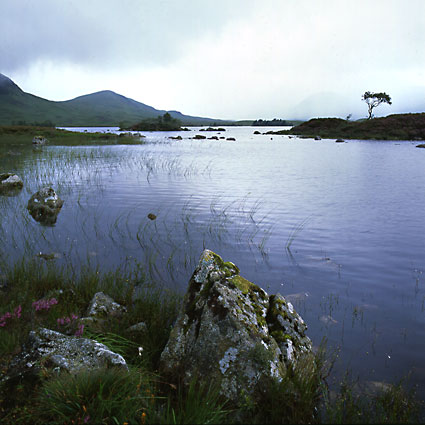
[273,113,425,141]
[123,112,186,132]
[252,118,303,126]
[0,126,145,146]
[0,258,422,424]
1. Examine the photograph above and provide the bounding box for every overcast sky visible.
[1,0,425,120]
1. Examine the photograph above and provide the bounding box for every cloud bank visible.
[1,0,425,119]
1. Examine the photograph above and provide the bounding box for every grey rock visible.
[126,322,148,333]
[335,138,345,143]
[86,292,127,318]
[314,136,322,140]
[3,327,128,385]
[32,136,48,145]
[160,249,312,404]
[0,173,23,194]
[27,187,64,225]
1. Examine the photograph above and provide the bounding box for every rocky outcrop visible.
[0,173,23,194]
[160,249,312,404]
[27,187,64,225]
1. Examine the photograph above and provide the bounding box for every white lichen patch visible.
[219,347,238,374]
[287,301,294,314]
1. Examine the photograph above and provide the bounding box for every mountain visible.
[0,73,228,126]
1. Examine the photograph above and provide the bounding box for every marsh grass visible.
[0,258,423,424]
[33,368,151,425]
[285,215,312,251]
[0,126,145,146]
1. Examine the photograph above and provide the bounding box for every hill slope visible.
[0,73,227,126]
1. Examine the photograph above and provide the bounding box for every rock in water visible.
[27,187,64,225]
[160,249,312,404]
[32,136,48,145]
[0,173,23,194]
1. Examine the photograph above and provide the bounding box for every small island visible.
[269,112,425,141]
[121,112,186,131]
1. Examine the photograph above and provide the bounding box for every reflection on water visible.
[1,126,425,396]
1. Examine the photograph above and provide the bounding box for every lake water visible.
[1,126,425,396]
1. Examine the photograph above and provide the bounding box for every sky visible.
[1,0,425,120]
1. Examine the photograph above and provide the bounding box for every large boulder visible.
[27,187,64,225]
[0,173,23,194]
[160,249,312,404]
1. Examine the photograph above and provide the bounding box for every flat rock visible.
[4,327,128,383]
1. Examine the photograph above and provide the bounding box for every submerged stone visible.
[27,187,64,225]
[0,173,23,195]
[160,249,312,404]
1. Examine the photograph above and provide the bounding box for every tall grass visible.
[0,258,423,424]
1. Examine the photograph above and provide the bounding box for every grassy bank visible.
[0,126,145,147]
[0,259,422,424]
[274,113,425,141]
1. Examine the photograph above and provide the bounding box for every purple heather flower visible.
[75,324,84,337]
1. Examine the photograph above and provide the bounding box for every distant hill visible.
[0,73,230,127]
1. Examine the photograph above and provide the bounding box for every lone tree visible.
[362,91,392,119]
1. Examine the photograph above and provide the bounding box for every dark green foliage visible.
[279,113,425,140]
[0,125,144,146]
[34,368,150,425]
[252,118,301,126]
[125,113,183,131]
[157,377,230,424]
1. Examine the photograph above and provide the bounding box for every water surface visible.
[1,126,425,395]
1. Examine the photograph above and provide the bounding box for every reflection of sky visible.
[1,127,425,398]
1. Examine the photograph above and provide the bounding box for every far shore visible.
[266,112,425,141]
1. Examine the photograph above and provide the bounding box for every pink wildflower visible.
[75,324,84,337]
[14,305,22,318]
[32,297,59,312]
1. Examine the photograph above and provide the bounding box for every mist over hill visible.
[0,73,229,127]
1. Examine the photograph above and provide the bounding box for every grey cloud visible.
[0,0,256,72]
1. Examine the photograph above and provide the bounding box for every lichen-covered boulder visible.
[3,327,128,385]
[0,173,23,194]
[27,187,64,225]
[159,249,312,404]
